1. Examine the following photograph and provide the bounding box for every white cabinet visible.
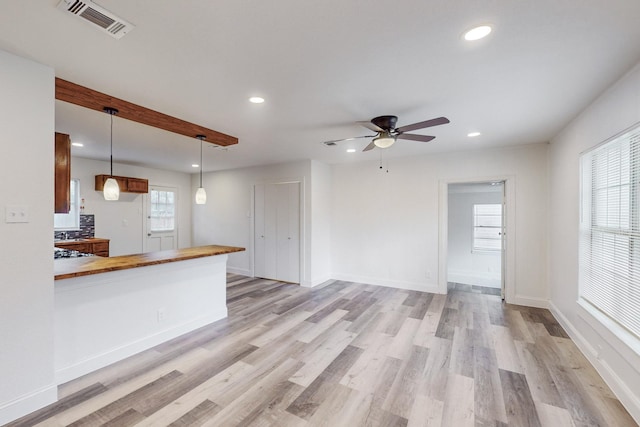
[254,182,300,283]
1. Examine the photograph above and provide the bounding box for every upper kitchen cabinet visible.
[54,132,71,213]
[95,174,149,194]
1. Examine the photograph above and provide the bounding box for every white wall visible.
[331,142,548,304]
[310,160,332,285]
[548,62,640,421]
[447,190,502,288]
[193,160,315,285]
[0,50,57,424]
[71,157,192,255]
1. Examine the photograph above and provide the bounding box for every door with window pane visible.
[144,186,178,252]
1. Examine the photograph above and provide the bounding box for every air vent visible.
[57,0,134,39]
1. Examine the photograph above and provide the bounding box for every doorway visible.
[446,181,505,297]
[143,185,178,253]
[254,181,301,283]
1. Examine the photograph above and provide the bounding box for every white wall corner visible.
[548,302,640,424]
[227,266,252,277]
[302,274,334,288]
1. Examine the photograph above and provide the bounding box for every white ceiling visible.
[1,1,640,174]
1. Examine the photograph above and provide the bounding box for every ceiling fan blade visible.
[358,121,384,132]
[363,141,377,152]
[396,116,450,133]
[322,135,374,146]
[397,133,436,142]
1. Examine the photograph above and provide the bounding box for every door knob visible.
[147,233,151,236]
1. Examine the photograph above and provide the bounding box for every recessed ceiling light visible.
[464,25,492,41]
[249,96,265,104]
[467,132,481,137]
[71,142,84,147]
[191,164,199,168]
[346,148,356,153]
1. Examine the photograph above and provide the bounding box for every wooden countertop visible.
[54,245,245,280]
[54,237,110,247]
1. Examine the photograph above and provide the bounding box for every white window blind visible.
[580,123,640,340]
[149,189,176,232]
[473,203,502,251]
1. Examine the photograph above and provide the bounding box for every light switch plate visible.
[5,205,29,223]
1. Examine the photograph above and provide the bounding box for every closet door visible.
[254,181,300,283]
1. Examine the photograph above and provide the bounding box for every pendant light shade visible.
[103,107,120,201]
[195,187,207,204]
[103,177,120,200]
[195,134,207,205]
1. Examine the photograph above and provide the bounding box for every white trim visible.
[448,269,501,288]
[55,310,226,384]
[302,274,333,288]
[143,185,179,253]
[227,266,252,276]
[332,273,441,294]
[577,299,640,365]
[549,302,640,424]
[0,384,57,426]
[510,295,549,309]
[438,175,517,303]
[252,178,305,284]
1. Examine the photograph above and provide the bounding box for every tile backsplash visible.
[54,214,95,240]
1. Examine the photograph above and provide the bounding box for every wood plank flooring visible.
[6,276,637,427]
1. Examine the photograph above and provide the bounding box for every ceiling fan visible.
[323,115,450,151]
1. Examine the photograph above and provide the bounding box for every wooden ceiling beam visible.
[55,78,238,147]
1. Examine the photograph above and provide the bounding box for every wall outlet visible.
[426,270,432,279]
[157,308,166,322]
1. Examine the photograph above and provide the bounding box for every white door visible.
[254,182,300,283]
[143,185,178,252]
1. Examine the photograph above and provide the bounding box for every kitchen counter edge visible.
[54,245,245,280]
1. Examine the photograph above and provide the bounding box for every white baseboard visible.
[301,274,333,288]
[0,384,57,426]
[448,269,501,288]
[548,302,640,424]
[55,310,227,384]
[227,266,251,276]
[332,273,441,294]
[510,295,549,309]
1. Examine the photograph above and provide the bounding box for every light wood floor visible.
[7,276,637,427]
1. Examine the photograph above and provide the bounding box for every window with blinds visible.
[579,123,640,341]
[149,189,176,232]
[473,203,502,252]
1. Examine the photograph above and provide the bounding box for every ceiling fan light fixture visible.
[464,25,492,41]
[373,132,396,148]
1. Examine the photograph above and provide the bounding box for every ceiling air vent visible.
[57,0,134,39]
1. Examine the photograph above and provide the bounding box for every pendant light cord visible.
[110,111,114,177]
[197,134,206,187]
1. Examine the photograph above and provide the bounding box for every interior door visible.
[143,185,178,252]
[254,181,300,283]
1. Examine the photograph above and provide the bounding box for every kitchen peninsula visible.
[54,245,244,384]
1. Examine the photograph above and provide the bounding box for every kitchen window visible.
[54,178,80,230]
[473,203,502,252]
[149,189,176,232]
[580,122,640,343]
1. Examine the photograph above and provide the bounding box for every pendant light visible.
[195,134,207,205]
[103,107,120,201]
